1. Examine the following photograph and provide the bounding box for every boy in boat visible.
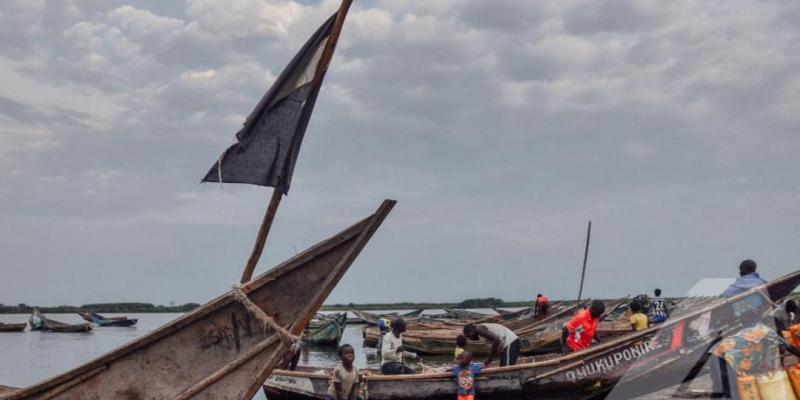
[455,334,468,360]
[535,294,549,319]
[463,323,520,366]
[628,300,649,332]
[326,344,359,400]
[452,350,480,400]
[649,288,670,324]
[380,318,420,375]
[722,259,767,298]
[561,300,605,353]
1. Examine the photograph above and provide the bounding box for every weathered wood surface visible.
[0,323,26,332]
[1,199,395,400]
[264,271,800,400]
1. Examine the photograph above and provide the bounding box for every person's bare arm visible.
[477,326,501,366]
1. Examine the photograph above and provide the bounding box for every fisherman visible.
[561,300,606,353]
[649,288,670,324]
[535,294,550,319]
[463,323,520,366]
[375,317,391,360]
[629,300,649,332]
[773,299,799,334]
[380,318,419,375]
[722,259,767,298]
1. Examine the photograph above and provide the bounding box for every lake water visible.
[0,309,502,399]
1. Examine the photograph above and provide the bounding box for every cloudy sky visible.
[1,0,799,307]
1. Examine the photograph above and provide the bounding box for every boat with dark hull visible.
[303,313,347,345]
[1,200,394,400]
[28,309,92,333]
[263,270,800,400]
[78,312,138,327]
[0,323,26,333]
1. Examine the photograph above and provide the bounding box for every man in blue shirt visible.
[722,259,768,298]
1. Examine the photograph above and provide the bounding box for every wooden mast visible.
[239,0,354,283]
[576,221,592,304]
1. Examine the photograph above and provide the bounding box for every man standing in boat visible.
[463,323,520,366]
[380,318,420,375]
[535,293,549,320]
[723,259,768,298]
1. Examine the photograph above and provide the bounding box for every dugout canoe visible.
[28,309,92,333]
[77,312,138,327]
[263,269,800,400]
[0,323,26,333]
[0,200,394,400]
[303,313,347,345]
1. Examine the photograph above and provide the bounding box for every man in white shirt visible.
[380,318,419,375]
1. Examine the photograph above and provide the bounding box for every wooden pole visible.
[576,221,592,304]
[239,0,354,284]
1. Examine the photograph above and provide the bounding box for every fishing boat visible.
[28,309,92,333]
[78,312,138,327]
[0,323,26,333]
[0,200,394,400]
[303,313,347,345]
[263,270,800,400]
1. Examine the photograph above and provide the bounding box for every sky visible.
[1,0,799,307]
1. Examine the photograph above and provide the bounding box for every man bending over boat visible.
[463,323,520,366]
[561,300,605,353]
[380,318,420,375]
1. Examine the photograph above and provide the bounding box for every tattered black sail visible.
[202,13,338,193]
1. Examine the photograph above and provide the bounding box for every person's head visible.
[739,259,757,276]
[390,318,406,335]
[589,300,606,319]
[457,350,473,367]
[537,294,543,298]
[630,300,642,313]
[654,288,662,297]
[456,334,468,347]
[463,324,479,340]
[787,300,799,314]
[338,344,355,366]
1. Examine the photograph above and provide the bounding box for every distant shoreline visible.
[0,299,536,314]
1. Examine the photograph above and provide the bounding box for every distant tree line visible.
[457,297,506,308]
[0,302,200,314]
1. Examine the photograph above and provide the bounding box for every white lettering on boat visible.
[266,375,316,393]
[565,340,656,382]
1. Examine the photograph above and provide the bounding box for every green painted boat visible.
[303,313,347,345]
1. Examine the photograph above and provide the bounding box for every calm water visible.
[0,309,503,399]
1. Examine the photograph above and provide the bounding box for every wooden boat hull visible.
[0,323,26,333]
[77,312,138,327]
[3,200,394,400]
[264,270,800,400]
[302,313,346,345]
[28,311,93,333]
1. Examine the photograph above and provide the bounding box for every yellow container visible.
[786,365,800,398]
[737,374,762,400]
[756,370,797,400]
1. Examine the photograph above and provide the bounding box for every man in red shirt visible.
[535,294,550,320]
[561,300,605,353]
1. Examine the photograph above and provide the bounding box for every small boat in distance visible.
[28,308,92,333]
[0,323,26,333]
[303,313,347,345]
[78,312,138,327]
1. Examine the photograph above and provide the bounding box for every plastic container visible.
[737,374,762,400]
[786,364,800,398]
[756,370,797,399]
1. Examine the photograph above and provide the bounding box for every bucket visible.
[737,374,761,400]
[756,370,797,399]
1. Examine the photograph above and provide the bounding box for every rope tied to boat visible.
[231,284,299,345]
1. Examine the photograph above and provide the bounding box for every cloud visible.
[1,0,799,307]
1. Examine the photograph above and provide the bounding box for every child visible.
[326,344,359,400]
[454,334,468,359]
[629,300,649,332]
[453,351,480,400]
